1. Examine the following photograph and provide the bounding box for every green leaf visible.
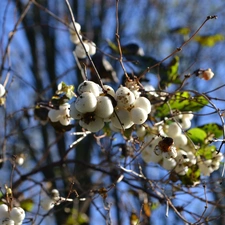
[196,145,216,159]
[170,26,190,36]
[156,91,208,118]
[187,127,207,144]
[179,165,200,185]
[66,209,89,225]
[20,199,34,211]
[194,34,224,47]
[160,56,181,88]
[199,123,223,139]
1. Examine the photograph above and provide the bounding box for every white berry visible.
[75,92,97,113]
[0,218,14,225]
[74,42,90,59]
[133,97,151,114]
[0,204,9,219]
[77,81,101,97]
[95,96,114,119]
[116,86,135,108]
[130,107,148,125]
[9,207,25,223]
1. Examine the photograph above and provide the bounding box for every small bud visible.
[195,68,214,80]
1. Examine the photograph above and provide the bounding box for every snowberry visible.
[75,92,97,113]
[181,118,191,129]
[86,41,96,55]
[133,97,151,114]
[175,163,188,175]
[70,33,82,44]
[116,86,135,108]
[111,109,133,129]
[77,81,101,97]
[154,145,162,156]
[86,117,104,132]
[130,107,148,125]
[167,122,182,138]
[70,102,82,119]
[162,158,176,170]
[9,207,25,223]
[0,204,9,219]
[0,218,14,225]
[103,85,116,98]
[162,146,177,159]
[48,109,61,122]
[95,96,114,119]
[74,42,90,58]
[173,134,188,147]
[0,84,5,97]
[182,112,194,120]
[69,22,81,35]
[40,197,54,211]
[136,125,146,138]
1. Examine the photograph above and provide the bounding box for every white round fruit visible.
[70,34,82,44]
[116,86,135,108]
[77,81,101,97]
[75,92,97,113]
[181,118,191,129]
[1,218,15,225]
[162,158,176,170]
[70,102,82,119]
[87,117,104,132]
[167,122,182,138]
[69,22,81,35]
[174,134,188,147]
[103,85,116,98]
[48,109,61,122]
[86,41,96,55]
[9,207,25,223]
[111,109,133,129]
[95,96,114,119]
[130,107,148,125]
[0,204,9,219]
[136,125,146,138]
[74,42,90,59]
[134,97,151,114]
[182,112,194,120]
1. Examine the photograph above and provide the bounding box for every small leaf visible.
[179,165,200,185]
[20,199,34,211]
[196,145,216,159]
[194,34,224,47]
[143,202,151,217]
[187,128,207,144]
[199,123,223,139]
[170,27,190,36]
[156,92,208,118]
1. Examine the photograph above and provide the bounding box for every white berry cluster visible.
[141,112,223,177]
[69,80,151,132]
[69,21,96,58]
[48,103,71,126]
[198,150,223,176]
[41,189,73,211]
[0,204,25,225]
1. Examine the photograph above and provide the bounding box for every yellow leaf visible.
[194,34,224,47]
